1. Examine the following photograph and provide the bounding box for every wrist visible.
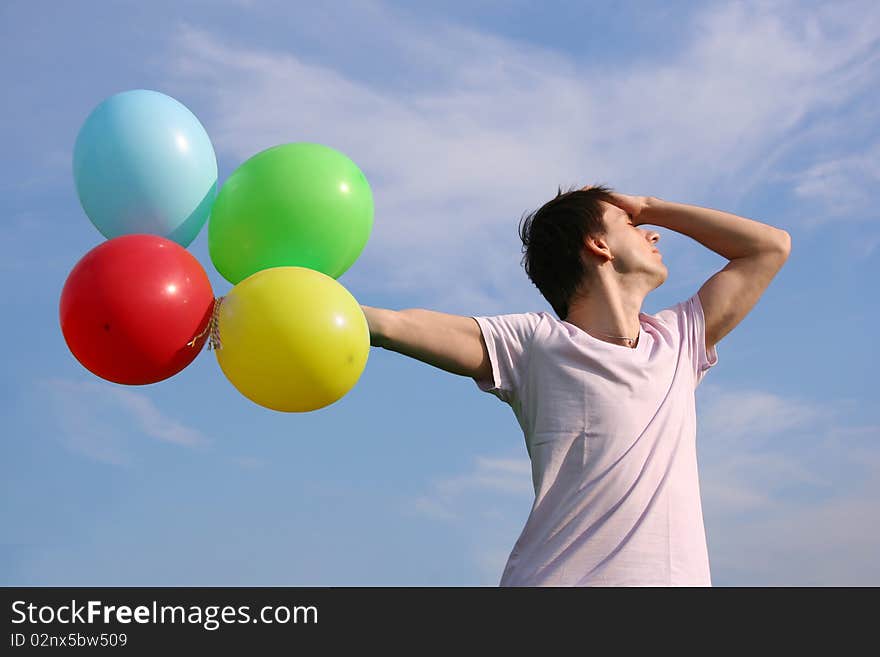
[640,196,665,224]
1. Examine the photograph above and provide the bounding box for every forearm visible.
[642,197,790,260]
[360,305,396,348]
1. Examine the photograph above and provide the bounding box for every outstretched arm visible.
[360,305,490,379]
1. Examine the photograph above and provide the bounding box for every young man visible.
[361,185,791,586]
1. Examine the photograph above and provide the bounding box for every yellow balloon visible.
[215,266,369,412]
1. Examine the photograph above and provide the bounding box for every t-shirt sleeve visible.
[470,312,543,404]
[658,292,719,388]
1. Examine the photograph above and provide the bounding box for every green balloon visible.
[209,142,374,284]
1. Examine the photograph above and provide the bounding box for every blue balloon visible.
[73,89,218,247]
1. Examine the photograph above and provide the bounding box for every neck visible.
[566,284,646,347]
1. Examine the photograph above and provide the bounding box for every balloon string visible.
[187,296,224,351]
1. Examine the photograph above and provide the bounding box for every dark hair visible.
[518,183,618,320]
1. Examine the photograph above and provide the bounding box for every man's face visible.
[598,201,667,286]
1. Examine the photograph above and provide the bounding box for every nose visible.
[642,229,660,246]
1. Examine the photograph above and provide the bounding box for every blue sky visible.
[2,0,878,586]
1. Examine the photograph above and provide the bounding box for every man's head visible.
[518,184,666,320]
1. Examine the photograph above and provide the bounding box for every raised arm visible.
[360,305,490,380]
[637,196,791,352]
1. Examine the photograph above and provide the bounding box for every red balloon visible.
[59,234,215,385]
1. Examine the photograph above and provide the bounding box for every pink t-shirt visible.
[471,292,718,586]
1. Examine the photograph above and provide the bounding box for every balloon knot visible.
[187,296,224,351]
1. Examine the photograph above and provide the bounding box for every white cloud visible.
[406,453,532,522]
[786,144,880,229]
[695,381,880,584]
[404,452,533,581]
[105,388,208,448]
[707,470,880,585]
[39,378,210,465]
[698,383,828,444]
[161,0,880,312]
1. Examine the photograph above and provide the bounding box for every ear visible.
[583,234,613,263]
